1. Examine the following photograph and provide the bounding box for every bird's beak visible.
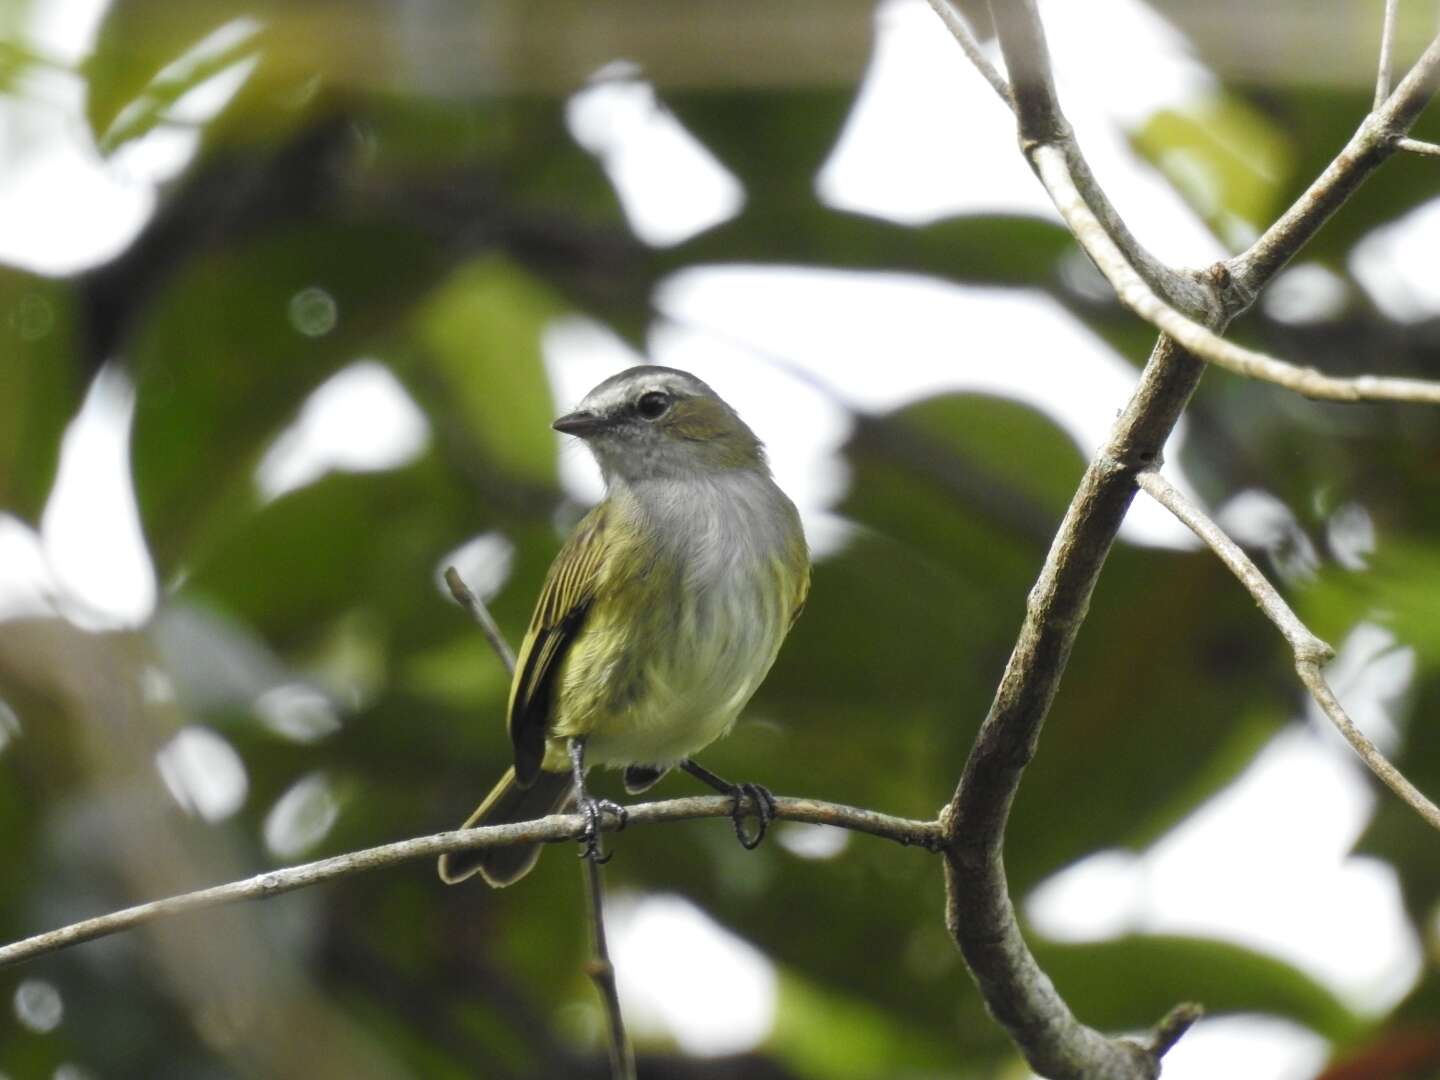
[552,410,606,437]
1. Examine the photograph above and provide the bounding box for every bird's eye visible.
[636,391,670,420]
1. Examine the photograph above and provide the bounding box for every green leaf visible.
[0,272,80,520]
[408,257,565,488]
[770,968,964,1079]
[82,0,250,146]
[126,221,443,569]
[1037,934,1365,1043]
[1134,94,1292,242]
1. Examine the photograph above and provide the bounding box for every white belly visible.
[583,563,787,768]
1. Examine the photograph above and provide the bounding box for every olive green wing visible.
[788,560,811,630]
[508,504,610,786]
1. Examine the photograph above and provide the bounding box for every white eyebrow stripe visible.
[579,371,699,413]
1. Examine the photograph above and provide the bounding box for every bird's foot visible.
[577,795,628,864]
[728,782,777,850]
[679,759,778,851]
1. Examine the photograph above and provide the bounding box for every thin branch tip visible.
[1397,136,1440,157]
[444,564,517,675]
[1148,1002,1203,1058]
[1140,473,1440,838]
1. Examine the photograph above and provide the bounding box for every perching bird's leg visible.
[569,736,627,864]
[680,759,776,850]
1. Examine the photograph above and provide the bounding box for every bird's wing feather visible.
[508,504,610,786]
[788,565,811,629]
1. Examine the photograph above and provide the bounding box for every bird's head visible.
[553,365,767,484]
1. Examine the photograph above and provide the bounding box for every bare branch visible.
[1137,471,1440,836]
[934,2,1440,405]
[1230,33,1440,297]
[1398,135,1440,156]
[942,332,1209,1080]
[582,849,635,1080]
[445,565,637,1072]
[1296,662,1440,833]
[1376,0,1400,109]
[444,565,517,675]
[0,795,942,971]
[979,0,1219,322]
[1134,473,1331,664]
[930,3,1440,1076]
[925,0,1011,106]
[1146,1003,1205,1059]
[1029,96,1440,402]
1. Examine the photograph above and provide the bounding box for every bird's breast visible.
[553,473,804,768]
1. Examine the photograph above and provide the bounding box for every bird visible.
[438,365,810,887]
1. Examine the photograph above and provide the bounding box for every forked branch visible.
[936,0,1440,404]
[926,0,1440,1076]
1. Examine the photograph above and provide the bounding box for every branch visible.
[581,845,633,1080]
[926,2,1440,1075]
[1375,0,1400,109]
[1397,136,1440,157]
[1032,145,1440,405]
[444,567,633,1080]
[934,3,1440,406]
[1133,473,1332,664]
[983,0,1218,322]
[1137,471,1440,835]
[1026,34,1440,404]
[444,566,517,674]
[0,795,942,971]
[1229,32,1440,297]
[940,332,1208,1080]
[926,0,1010,106]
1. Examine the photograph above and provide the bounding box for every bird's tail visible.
[438,766,572,887]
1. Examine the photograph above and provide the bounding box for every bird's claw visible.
[577,796,627,864]
[729,782,776,850]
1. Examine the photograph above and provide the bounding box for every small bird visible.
[439,365,810,886]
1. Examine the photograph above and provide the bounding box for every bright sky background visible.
[1,0,1434,1076]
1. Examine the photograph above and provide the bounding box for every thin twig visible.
[1398,135,1440,156]
[0,795,942,971]
[1376,0,1400,109]
[935,0,1440,405]
[581,851,634,1080]
[445,567,632,1078]
[982,0,1219,321]
[1026,57,1440,404]
[1296,663,1440,832]
[1146,1003,1205,1059]
[1137,471,1440,835]
[926,0,1011,105]
[1230,32,1440,298]
[1133,473,1331,663]
[443,566,516,674]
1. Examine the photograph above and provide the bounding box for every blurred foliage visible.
[2,0,1440,1077]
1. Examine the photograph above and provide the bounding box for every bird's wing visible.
[508,504,611,786]
[788,561,811,630]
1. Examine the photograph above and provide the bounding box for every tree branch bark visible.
[927,2,1440,1076]
[1228,32,1440,299]
[985,0,1219,322]
[0,795,941,971]
[943,0,1440,405]
[1137,471,1440,836]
